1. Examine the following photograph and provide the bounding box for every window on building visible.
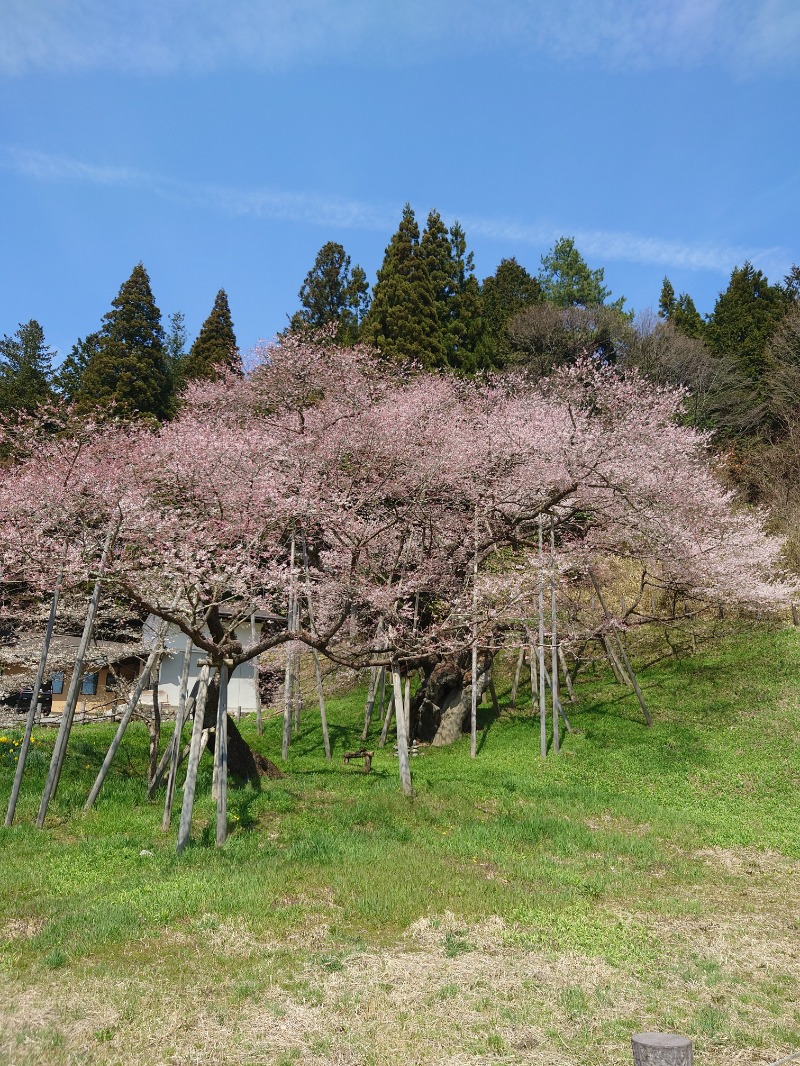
[81,673,98,696]
[51,672,64,695]
[105,670,117,692]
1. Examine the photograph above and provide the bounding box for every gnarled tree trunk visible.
[412,651,493,746]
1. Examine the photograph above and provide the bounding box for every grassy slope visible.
[0,625,799,1065]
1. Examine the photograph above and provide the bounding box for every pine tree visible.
[77,264,172,421]
[706,262,787,380]
[0,319,54,414]
[55,333,100,403]
[658,277,704,338]
[538,237,626,313]
[182,290,240,383]
[362,204,443,366]
[290,242,370,344]
[479,258,542,367]
[658,277,676,318]
[444,222,484,373]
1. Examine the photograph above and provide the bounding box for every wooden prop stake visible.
[378,689,395,748]
[550,516,560,754]
[291,594,301,736]
[528,640,538,712]
[300,533,331,759]
[176,664,211,854]
[162,641,193,829]
[541,660,574,734]
[590,571,652,726]
[38,518,119,827]
[537,516,547,758]
[391,670,413,796]
[250,613,263,735]
[404,674,411,743]
[6,575,61,827]
[488,675,500,717]
[282,529,296,760]
[558,645,576,702]
[509,644,525,707]
[470,507,479,760]
[215,662,229,847]
[85,626,169,811]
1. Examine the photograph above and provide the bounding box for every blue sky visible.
[1,0,799,361]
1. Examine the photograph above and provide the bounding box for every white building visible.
[144,615,260,714]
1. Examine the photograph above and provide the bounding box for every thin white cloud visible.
[2,146,789,280]
[1,0,799,76]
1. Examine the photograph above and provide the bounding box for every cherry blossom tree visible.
[0,336,792,817]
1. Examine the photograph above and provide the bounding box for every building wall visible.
[149,621,259,713]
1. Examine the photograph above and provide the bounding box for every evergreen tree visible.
[538,237,626,313]
[290,242,370,344]
[444,222,484,373]
[658,277,704,338]
[706,262,787,380]
[182,290,240,383]
[671,293,705,339]
[658,277,676,318]
[362,204,443,366]
[784,264,800,303]
[480,258,542,366]
[416,212,477,370]
[55,333,100,403]
[77,263,172,421]
[0,319,54,414]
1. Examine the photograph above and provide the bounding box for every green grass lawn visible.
[1,625,799,1065]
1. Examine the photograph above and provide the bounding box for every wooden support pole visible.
[250,614,263,735]
[362,664,380,741]
[470,506,478,760]
[162,641,192,829]
[488,675,500,717]
[37,518,119,827]
[590,571,652,726]
[538,516,547,758]
[529,640,538,709]
[291,594,301,736]
[509,644,525,707]
[282,529,296,760]
[299,534,331,760]
[631,1032,693,1065]
[541,660,574,734]
[391,670,413,796]
[85,631,168,811]
[6,575,61,827]
[615,639,653,727]
[550,515,560,755]
[378,689,395,748]
[176,664,211,854]
[558,645,576,702]
[215,662,229,847]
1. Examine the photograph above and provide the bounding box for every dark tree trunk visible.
[202,676,283,784]
[412,651,493,746]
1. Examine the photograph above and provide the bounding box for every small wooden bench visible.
[343,748,374,773]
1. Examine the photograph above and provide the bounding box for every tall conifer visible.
[183,290,240,383]
[479,258,542,367]
[362,204,442,366]
[706,262,787,380]
[0,320,54,414]
[78,263,172,421]
[290,242,370,344]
